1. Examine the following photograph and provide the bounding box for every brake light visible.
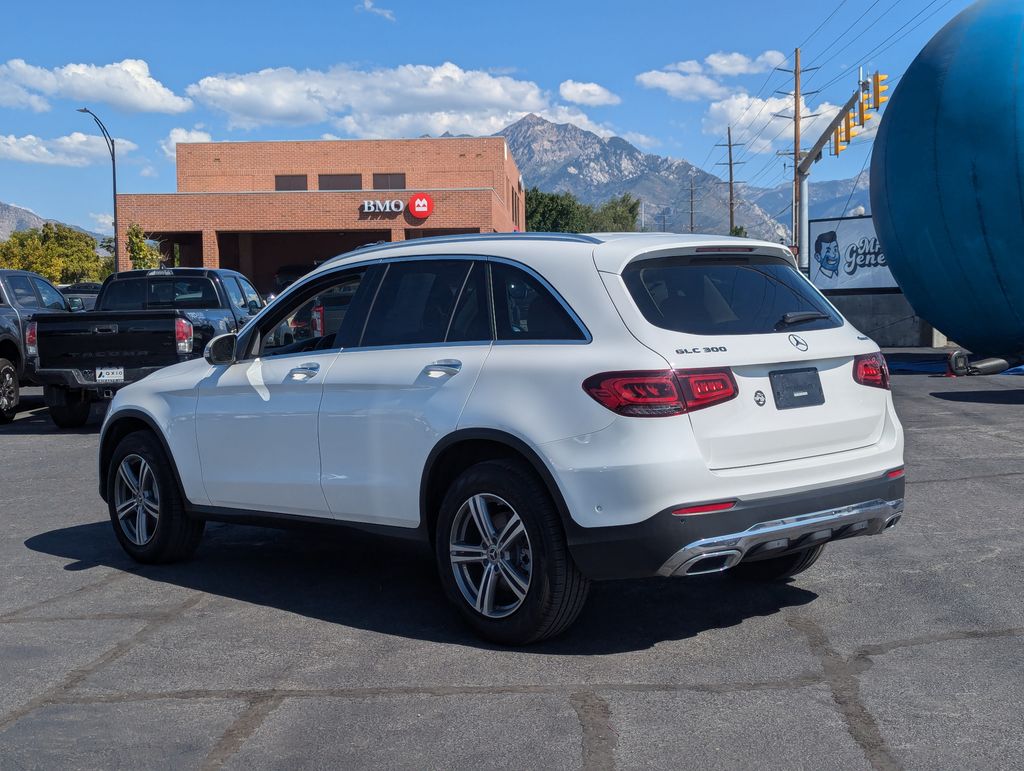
[175,317,194,354]
[311,305,325,337]
[672,500,736,516]
[853,352,890,390]
[886,467,905,479]
[582,368,737,417]
[25,321,37,357]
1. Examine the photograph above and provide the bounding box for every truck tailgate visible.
[35,311,183,371]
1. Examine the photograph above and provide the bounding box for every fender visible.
[98,407,187,504]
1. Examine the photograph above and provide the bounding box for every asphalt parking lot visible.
[1,364,1022,770]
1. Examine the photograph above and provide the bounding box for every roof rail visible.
[325,231,602,264]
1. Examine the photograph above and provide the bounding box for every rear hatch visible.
[601,247,889,470]
[35,311,184,372]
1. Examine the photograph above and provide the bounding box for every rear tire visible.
[435,459,589,645]
[107,431,204,564]
[0,358,18,424]
[46,387,91,429]
[730,545,825,582]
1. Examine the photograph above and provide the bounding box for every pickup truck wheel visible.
[45,387,92,429]
[435,459,590,645]
[0,358,18,423]
[729,545,825,582]
[107,431,204,564]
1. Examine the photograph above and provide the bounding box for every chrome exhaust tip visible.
[679,549,742,576]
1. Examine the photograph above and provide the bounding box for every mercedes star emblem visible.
[788,333,809,351]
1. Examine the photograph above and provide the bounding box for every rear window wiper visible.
[776,310,830,329]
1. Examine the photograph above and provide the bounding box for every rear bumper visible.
[566,473,905,580]
[30,366,167,396]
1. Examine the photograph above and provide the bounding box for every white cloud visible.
[0,58,191,113]
[622,131,658,149]
[89,212,114,233]
[140,165,158,177]
[186,61,611,138]
[159,126,212,160]
[702,92,843,154]
[635,70,729,101]
[665,60,703,75]
[705,50,786,76]
[0,132,137,166]
[354,0,395,21]
[558,79,621,107]
[849,205,866,216]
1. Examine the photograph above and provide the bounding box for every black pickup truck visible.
[29,268,264,427]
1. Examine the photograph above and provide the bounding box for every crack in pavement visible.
[788,614,900,771]
[202,694,285,770]
[570,691,617,771]
[0,593,205,732]
[0,570,136,621]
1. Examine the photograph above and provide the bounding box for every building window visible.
[275,175,307,191]
[319,173,362,191]
[372,173,406,190]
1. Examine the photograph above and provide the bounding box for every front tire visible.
[107,431,204,563]
[729,545,825,582]
[435,459,589,645]
[0,358,18,424]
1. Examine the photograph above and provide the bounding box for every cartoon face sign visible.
[814,231,841,278]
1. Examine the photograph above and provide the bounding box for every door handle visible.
[288,362,321,381]
[423,359,462,378]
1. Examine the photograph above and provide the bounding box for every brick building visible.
[116,137,526,292]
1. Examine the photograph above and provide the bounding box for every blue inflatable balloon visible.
[871,0,1024,356]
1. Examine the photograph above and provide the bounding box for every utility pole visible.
[689,177,695,233]
[793,48,802,244]
[716,126,745,233]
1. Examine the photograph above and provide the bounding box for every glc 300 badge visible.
[754,390,767,406]
[788,333,809,351]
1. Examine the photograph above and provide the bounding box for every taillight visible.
[25,321,37,357]
[582,368,737,417]
[311,305,325,337]
[853,352,890,389]
[175,317,194,354]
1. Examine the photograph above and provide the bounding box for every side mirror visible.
[247,299,261,315]
[67,297,85,312]
[204,333,238,365]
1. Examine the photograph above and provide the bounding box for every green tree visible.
[730,225,748,238]
[0,222,111,283]
[591,193,641,232]
[126,224,161,270]
[525,188,593,233]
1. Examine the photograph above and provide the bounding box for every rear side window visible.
[491,263,584,342]
[6,275,38,308]
[623,258,842,335]
[362,260,470,347]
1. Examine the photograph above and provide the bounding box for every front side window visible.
[258,268,368,357]
[491,263,584,342]
[361,260,469,347]
[32,278,67,310]
[223,277,247,312]
[623,257,843,335]
[6,275,39,308]
[237,277,263,311]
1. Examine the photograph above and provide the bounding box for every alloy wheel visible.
[449,493,533,619]
[0,367,15,412]
[113,454,160,546]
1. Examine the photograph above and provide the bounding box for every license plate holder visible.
[769,367,824,410]
[96,367,125,384]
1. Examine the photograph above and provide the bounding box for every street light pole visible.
[77,107,118,272]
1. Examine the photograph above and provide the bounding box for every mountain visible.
[0,201,104,242]
[497,114,868,240]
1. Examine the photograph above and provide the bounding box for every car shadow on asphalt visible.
[0,396,103,435]
[25,520,817,654]
[930,389,1024,405]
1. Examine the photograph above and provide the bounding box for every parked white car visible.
[99,232,905,644]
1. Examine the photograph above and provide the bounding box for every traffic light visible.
[858,91,873,127]
[872,72,889,110]
[843,110,859,143]
[832,127,847,156]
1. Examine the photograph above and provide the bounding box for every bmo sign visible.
[360,193,434,219]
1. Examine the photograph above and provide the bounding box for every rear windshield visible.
[622,257,842,335]
[100,277,221,310]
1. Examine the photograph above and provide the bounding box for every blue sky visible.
[0,0,974,233]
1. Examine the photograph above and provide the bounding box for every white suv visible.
[99,233,905,644]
